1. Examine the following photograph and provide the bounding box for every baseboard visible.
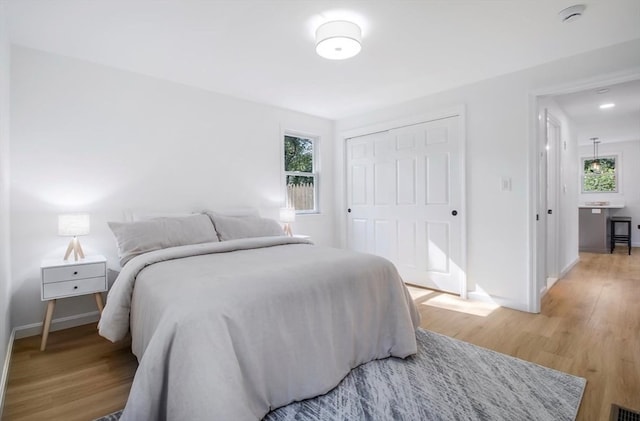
[539,285,548,299]
[560,256,580,278]
[14,311,100,340]
[0,328,15,418]
[467,291,530,313]
[579,247,609,253]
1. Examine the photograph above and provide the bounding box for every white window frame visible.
[283,132,319,214]
[580,153,620,194]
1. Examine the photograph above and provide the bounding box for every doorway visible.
[530,72,640,312]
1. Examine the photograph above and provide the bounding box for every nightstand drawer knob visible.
[73,271,78,275]
[73,286,78,290]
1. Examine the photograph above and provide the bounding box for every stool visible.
[610,216,632,255]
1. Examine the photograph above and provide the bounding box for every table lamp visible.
[58,213,90,261]
[279,207,296,237]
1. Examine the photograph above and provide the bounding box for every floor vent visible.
[611,404,640,421]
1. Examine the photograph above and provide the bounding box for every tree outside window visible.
[284,135,317,212]
[582,156,617,193]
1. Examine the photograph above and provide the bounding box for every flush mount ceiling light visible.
[558,4,586,23]
[599,103,615,109]
[315,20,362,60]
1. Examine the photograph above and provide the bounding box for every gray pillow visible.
[108,214,218,266]
[206,212,284,241]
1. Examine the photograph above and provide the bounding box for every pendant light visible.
[590,137,601,173]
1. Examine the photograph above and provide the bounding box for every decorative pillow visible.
[206,212,284,241]
[108,214,218,266]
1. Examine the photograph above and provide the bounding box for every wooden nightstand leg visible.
[94,293,104,314]
[40,300,56,351]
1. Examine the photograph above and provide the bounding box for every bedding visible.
[99,236,420,421]
[206,211,285,240]
[108,214,218,266]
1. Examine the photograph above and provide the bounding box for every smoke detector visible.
[559,4,586,23]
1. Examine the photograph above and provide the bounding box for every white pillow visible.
[206,212,284,241]
[108,214,218,266]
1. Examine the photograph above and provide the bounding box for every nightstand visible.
[40,255,107,351]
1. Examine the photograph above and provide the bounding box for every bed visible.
[98,213,420,421]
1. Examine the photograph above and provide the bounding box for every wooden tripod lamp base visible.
[58,214,90,261]
[63,236,85,261]
[279,208,295,237]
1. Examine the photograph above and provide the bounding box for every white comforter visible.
[99,236,420,421]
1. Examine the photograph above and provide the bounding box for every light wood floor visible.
[3,249,639,421]
[3,325,136,420]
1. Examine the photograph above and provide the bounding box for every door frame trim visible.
[337,105,467,298]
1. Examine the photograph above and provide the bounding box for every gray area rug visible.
[95,328,586,421]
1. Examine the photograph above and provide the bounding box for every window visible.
[582,155,618,193]
[284,134,317,213]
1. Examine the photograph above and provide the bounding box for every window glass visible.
[284,136,313,173]
[284,135,317,212]
[582,156,617,193]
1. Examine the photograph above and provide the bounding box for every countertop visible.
[578,202,625,209]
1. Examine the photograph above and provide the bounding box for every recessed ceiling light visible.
[558,4,586,23]
[315,20,362,60]
[596,88,610,94]
[599,103,615,109]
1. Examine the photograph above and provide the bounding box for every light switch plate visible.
[500,177,512,192]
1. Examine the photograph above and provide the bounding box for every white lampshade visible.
[58,214,90,236]
[315,20,362,60]
[279,208,296,223]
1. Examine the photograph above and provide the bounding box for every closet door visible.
[346,116,464,294]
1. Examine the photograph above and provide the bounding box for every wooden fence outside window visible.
[287,183,314,211]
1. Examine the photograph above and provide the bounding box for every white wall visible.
[0,1,13,403]
[10,46,335,332]
[336,39,640,311]
[541,98,580,277]
[579,139,640,246]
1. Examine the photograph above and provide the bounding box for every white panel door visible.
[346,116,463,294]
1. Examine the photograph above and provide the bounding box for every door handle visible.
[451,210,458,216]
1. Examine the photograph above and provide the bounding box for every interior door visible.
[346,116,463,294]
[536,108,548,300]
[546,114,561,287]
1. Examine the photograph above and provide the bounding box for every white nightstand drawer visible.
[42,276,107,300]
[42,262,106,284]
